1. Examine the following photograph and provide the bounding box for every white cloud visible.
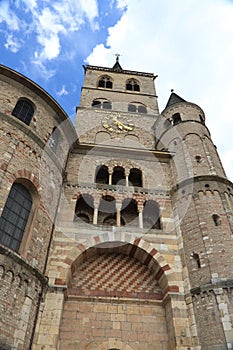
[0,0,99,65]
[86,0,233,180]
[4,34,21,53]
[21,0,37,11]
[0,0,20,30]
[57,85,68,96]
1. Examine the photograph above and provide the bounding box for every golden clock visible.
[102,113,135,133]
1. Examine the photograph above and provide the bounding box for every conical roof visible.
[112,55,123,72]
[165,92,186,108]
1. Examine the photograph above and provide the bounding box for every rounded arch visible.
[12,97,35,125]
[74,193,94,223]
[0,177,39,255]
[112,166,125,185]
[95,165,109,184]
[128,167,142,187]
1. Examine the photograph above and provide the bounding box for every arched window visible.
[48,127,60,152]
[128,168,142,187]
[0,183,32,252]
[12,98,34,125]
[172,113,181,125]
[74,194,94,223]
[112,166,126,186]
[126,79,140,92]
[98,76,113,89]
[128,103,147,113]
[95,165,109,184]
[92,99,112,109]
[143,200,161,229]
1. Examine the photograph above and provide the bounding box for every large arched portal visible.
[58,243,175,349]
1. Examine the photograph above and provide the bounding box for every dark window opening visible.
[106,80,113,89]
[98,76,113,89]
[195,155,201,163]
[143,200,161,229]
[74,194,94,223]
[92,99,112,110]
[128,104,137,112]
[126,83,132,91]
[95,165,109,184]
[199,115,205,124]
[12,99,34,125]
[112,166,126,186]
[172,113,181,125]
[103,101,112,109]
[0,183,32,252]
[126,79,140,92]
[138,105,147,113]
[128,168,142,187]
[212,214,221,226]
[92,100,101,108]
[128,103,147,113]
[192,252,201,268]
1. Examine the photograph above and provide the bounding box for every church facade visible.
[0,59,233,350]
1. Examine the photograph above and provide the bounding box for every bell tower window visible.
[98,76,113,89]
[126,79,140,92]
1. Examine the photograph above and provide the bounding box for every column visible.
[116,203,121,227]
[109,172,112,185]
[125,170,130,187]
[138,205,143,228]
[93,207,98,225]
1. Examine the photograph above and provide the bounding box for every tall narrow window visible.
[0,183,32,252]
[12,99,34,125]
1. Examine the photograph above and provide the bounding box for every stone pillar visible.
[109,172,112,185]
[125,170,130,187]
[116,204,121,227]
[93,200,99,225]
[138,205,143,228]
[93,207,98,225]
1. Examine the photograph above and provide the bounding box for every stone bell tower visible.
[33,59,195,350]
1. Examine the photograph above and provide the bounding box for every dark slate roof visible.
[112,58,123,72]
[165,92,186,108]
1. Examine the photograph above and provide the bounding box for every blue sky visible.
[1,0,233,179]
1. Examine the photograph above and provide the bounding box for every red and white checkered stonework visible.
[68,252,163,300]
